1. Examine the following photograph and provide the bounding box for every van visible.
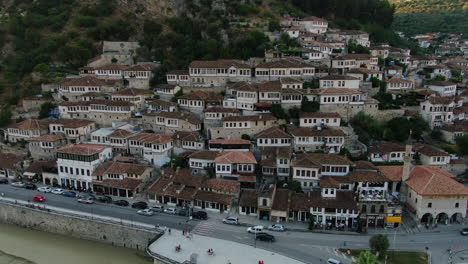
[151,204,165,212]
[327,258,342,264]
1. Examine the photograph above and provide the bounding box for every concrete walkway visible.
[148,232,306,264]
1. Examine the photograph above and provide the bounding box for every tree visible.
[350,112,383,145]
[241,134,251,141]
[268,20,280,32]
[170,89,184,102]
[353,251,381,264]
[301,98,319,112]
[309,215,315,230]
[303,79,319,89]
[271,104,286,119]
[456,134,468,155]
[370,77,381,88]
[39,102,56,119]
[287,180,303,193]
[0,106,12,127]
[369,234,389,258]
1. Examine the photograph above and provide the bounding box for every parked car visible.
[460,228,468,236]
[131,201,148,209]
[177,209,188,216]
[222,216,239,225]
[62,191,77,198]
[0,178,8,184]
[24,183,37,190]
[33,195,46,202]
[11,182,25,188]
[163,208,177,214]
[97,196,113,203]
[77,197,94,204]
[247,225,264,234]
[255,232,275,242]
[77,193,96,199]
[51,188,64,195]
[151,204,164,212]
[114,200,129,206]
[267,224,285,232]
[192,211,208,220]
[37,186,52,193]
[137,209,154,216]
[327,258,342,264]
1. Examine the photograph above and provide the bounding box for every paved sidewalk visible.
[148,231,306,264]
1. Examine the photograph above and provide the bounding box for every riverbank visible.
[0,223,153,264]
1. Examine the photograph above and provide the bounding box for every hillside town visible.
[0,13,468,264]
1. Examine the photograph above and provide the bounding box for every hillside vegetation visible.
[390,0,468,35]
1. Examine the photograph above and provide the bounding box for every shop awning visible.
[385,216,402,223]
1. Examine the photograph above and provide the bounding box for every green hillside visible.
[390,0,468,36]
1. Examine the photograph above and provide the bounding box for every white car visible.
[51,188,64,195]
[37,186,52,193]
[163,208,177,214]
[11,182,25,188]
[77,197,94,204]
[137,209,154,216]
[247,225,264,234]
[222,216,239,225]
[267,224,285,232]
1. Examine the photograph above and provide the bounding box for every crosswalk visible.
[192,220,216,236]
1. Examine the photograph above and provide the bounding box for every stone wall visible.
[0,203,158,251]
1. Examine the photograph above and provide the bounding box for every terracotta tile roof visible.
[128,133,173,144]
[167,70,189,75]
[319,176,351,188]
[377,166,403,182]
[29,134,66,142]
[59,100,134,107]
[93,178,142,191]
[60,76,108,87]
[155,84,179,90]
[204,178,240,194]
[8,119,49,130]
[416,145,449,157]
[308,190,358,210]
[280,77,303,84]
[144,111,202,125]
[406,166,468,196]
[427,96,457,105]
[256,58,313,68]
[223,114,277,122]
[347,68,383,74]
[335,54,372,60]
[228,82,258,92]
[289,127,345,137]
[367,142,405,154]
[95,162,151,176]
[178,90,209,100]
[203,107,241,113]
[272,188,291,211]
[146,99,178,107]
[112,88,153,96]
[426,81,456,87]
[259,146,293,159]
[194,191,235,205]
[301,16,327,22]
[0,153,22,169]
[255,126,291,139]
[95,64,129,71]
[189,59,250,69]
[49,119,95,128]
[108,129,134,139]
[289,192,312,211]
[81,92,106,97]
[258,80,281,92]
[348,170,390,183]
[126,63,153,71]
[57,144,107,156]
[354,160,377,171]
[239,189,259,207]
[239,175,257,182]
[25,160,57,174]
[208,139,251,145]
[173,131,202,142]
[215,151,257,164]
[188,150,220,160]
[387,77,413,84]
[311,88,363,95]
[440,122,468,133]
[292,153,353,168]
[299,112,341,118]
[321,75,360,81]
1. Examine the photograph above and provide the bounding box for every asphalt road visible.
[1,183,467,264]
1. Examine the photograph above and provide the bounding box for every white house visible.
[299,112,341,128]
[320,75,360,89]
[424,81,457,97]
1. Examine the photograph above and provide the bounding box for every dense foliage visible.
[369,234,389,258]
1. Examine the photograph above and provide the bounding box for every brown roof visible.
[289,127,345,137]
[194,191,235,205]
[308,191,358,210]
[348,170,390,183]
[29,134,66,142]
[427,96,457,105]
[173,131,202,142]
[93,161,151,177]
[94,178,142,191]
[301,16,327,22]
[347,68,383,74]
[259,146,293,160]
[188,150,220,160]
[223,114,277,122]
[0,153,22,169]
[387,77,413,84]
[60,100,134,107]
[426,81,456,87]
[228,82,258,92]
[144,111,202,125]
[256,58,313,68]
[321,75,360,81]
[319,176,351,188]
[215,151,257,164]
[272,189,291,211]
[49,119,95,128]
[300,112,341,118]
[190,59,250,69]
[208,139,251,145]
[57,144,107,156]
[255,126,291,139]
[312,88,363,95]
[258,81,281,92]
[95,64,129,71]
[377,166,403,182]
[146,99,178,107]
[8,119,49,130]
[178,90,209,100]
[239,189,260,207]
[440,122,468,133]
[25,160,57,174]
[416,145,449,157]
[128,133,173,144]
[204,178,240,194]
[335,54,372,60]
[112,88,153,96]
[108,129,134,139]
[203,107,241,113]
[167,70,189,75]
[60,76,108,87]
[354,160,378,171]
[292,153,353,168]
[367,142,405,154]
[406,166,468,196]
[126,63,153,71]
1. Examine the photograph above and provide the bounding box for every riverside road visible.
[1,184,467,264]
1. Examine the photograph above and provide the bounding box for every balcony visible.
[359,191,388,202]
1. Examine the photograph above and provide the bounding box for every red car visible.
[33,195,46,202]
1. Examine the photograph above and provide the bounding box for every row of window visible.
[59,166,91,176]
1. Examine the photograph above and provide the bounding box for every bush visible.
[0,106,12,127]
[455,134,468,155]
[271,104,286,119]
[39,102,56,119]
[369,234,389,258]
[74,16,97,27]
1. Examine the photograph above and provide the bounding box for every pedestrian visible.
[183,229,185,236]
[169,228,171,235]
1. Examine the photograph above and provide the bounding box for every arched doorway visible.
[44,178,51,185]
[436,213,449,224]
[450,213,463,224]
[421,213,433,224]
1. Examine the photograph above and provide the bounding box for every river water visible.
[0,223,153,264]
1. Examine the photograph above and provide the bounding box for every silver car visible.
[137,209,154,216]
[268,224,285,232]
[222,216,239,225]
[11,182,25,188]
